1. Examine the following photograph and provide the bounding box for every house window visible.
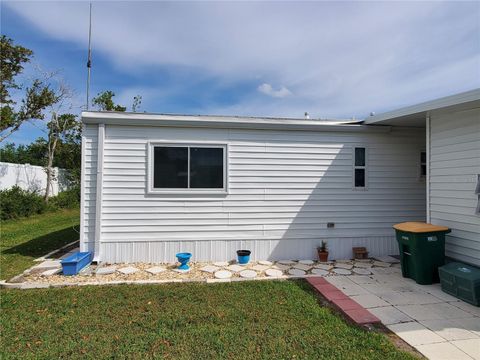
[149,143,227,193]
[354,147,367,189]
[420,151,427,178]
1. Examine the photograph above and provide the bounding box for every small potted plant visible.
[317,241,329,262]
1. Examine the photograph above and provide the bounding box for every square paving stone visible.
[41,268,61,276]
[420,319,479,341]
[417,342,472,360]
[348,275,376,285]
[350,294,390,309]
[449,301,480,317]
[146,266,167,275]
[372,261,391,268]
[451,339,480,360]
[227,264,245,272]
[452,318,480,337]
[118,266,139,275]
[387,322,446,346]
[96,266,117,275]
[368,306,412,325]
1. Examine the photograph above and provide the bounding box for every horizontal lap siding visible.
[80,124,98,252]
[98,125,425,262]
[429,107,480,266]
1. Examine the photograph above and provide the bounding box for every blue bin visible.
[61,252,92,276]
[237,250,251,265]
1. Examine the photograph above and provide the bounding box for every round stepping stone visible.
[251,264,269,272]
[213,261,229,267]
[258,260,273,266]
[314,264,333,271]
[278,260,296,265]
[265,268,283,277]
[299,260,314,265]
[214,270,232,279]
[333,268,352,275]
[226,264,244,272]
[353,267,372,275]
[311,268,329,276]
[199,265,219,273]
[288,268,306,276]
[239,270,257,278]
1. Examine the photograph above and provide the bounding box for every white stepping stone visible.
[288,268,306,276]
[214,270,232,279]
[227,264,244,272]
[353,262,372,268]
[173,268,191,273]
[34,260,62,269]
[355,258,372,263]
[294,263,312,271]
[311,268,329,276]
[251,264,269,272]
[298,260,315,265]
[353,267,372,275]
[258,260,273,266]
[278,260,297,265]
[239,270,257,278]
[333,268,352,275]
[373,261,391,268]
[314,264,333,271]
[96,266,117,275]
[336,259,353,264]
[118,266,139,275]
[374,255,400,264]
[199,265,219,273]
[334,263,353,270]
[213,261,229,267]
[146,266,166,275]
[42,268,61,276]
[265,269,283,277]
[272,264,291,271]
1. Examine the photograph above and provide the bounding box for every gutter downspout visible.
[426,113,431,223]
[93,123,105,263]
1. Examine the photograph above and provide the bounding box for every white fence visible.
[0,162,70,196]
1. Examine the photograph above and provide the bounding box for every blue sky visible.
[2,1,479,144]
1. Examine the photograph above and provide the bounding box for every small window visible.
[150,144,226,193]
[420,151,427,178]
[354,147,367,189]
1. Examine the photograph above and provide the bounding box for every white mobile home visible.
[80,89,479,264]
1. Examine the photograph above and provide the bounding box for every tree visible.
[0,36,59,142]
[92,90,126,111]
[132,95,142,112]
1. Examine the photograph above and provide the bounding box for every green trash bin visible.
[394,222,451,285]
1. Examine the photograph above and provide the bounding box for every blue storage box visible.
[61,252,92,276]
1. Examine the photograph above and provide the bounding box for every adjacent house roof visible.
[363,88,480,127]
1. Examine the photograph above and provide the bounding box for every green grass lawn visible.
[1,281,417,360]
[0,208,80,280]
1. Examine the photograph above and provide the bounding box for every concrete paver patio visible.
[324,270,480,360]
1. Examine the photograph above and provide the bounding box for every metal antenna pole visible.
[86,2,92,110]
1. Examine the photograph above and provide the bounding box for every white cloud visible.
[4,1,480,118]
[257,83,292,98]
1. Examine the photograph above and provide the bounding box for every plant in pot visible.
[317,241,329,262]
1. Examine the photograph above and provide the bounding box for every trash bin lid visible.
[393,222,450,233]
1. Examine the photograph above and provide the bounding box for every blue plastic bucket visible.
[237,250,251,265]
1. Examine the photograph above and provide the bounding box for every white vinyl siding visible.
[80,123,98,252]
[79,123,426,263]
[429,107,480,266]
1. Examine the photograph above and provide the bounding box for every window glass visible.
[355,147,366,167]
[153,147,188,188]
[354,169,365,187]
[190,147,224,188]
[420,151,427,177]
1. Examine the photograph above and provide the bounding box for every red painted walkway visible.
[306,277,381,325]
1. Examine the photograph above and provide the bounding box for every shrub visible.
[48,186,80,210]
[0,186,46,220]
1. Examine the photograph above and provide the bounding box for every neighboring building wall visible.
[429,107,480,266]
[81,123,426,263]
[80,124,98,253]
[0,162,69,196]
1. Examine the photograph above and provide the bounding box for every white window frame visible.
[353,145,368,190]
[419,150,427,181]
[147,141,228,195]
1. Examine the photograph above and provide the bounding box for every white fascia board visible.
[81,112,391,133]
[364,88,480,125]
